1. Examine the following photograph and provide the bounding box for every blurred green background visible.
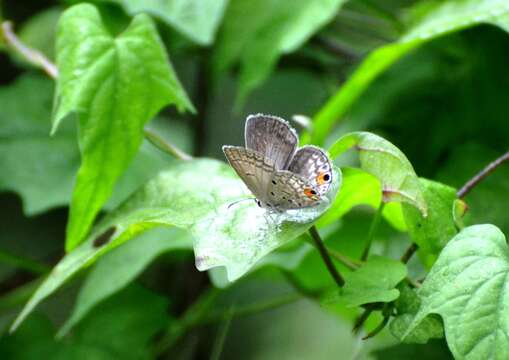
[1,0,508,359]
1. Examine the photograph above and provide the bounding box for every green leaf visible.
[317,167,407,231]
[338,255,407,307]
[213,0,346,103]
[403,179,458,268]
[309,0,509,145]
[329,132,427,216]
[11,159,340,331]
[404,225,509,359]
[0,75,77,215]
[17,7,61,61]
[59,227,192,336]
[390,284,444,344]
[54,4,194,250]
[102,0,229,45]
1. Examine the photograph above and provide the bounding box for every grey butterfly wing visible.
[266,170,320,211]
[288,145,333,195]
[245,114,298,170]
[222,145,274,201]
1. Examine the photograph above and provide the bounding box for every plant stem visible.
[362,303,393,340]
[1,21,58,79]
[0,250,50,275]
[143,128,193,161]
[400,243,418,264]
[326,248,360,270]
[308,226,345,287]
[210,307,233,360]
[457,150,509,199]
[361,202,385,261]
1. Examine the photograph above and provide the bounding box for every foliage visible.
[1,0,508,358]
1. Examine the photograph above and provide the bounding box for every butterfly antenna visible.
[227,197,256,210]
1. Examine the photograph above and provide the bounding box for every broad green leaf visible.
[403,179,458,268]
[213,0,346,103]
[317,167,407,231]
[338,255,407,307]
[329,132,427,216]
[390,284,444,344]
[54,4,194,250]
[102,0,229,45]
[11,159,340,331]
[404,225,509,359]
[309,0,509,145]
[0,75,181,215]
[59,228,192,336]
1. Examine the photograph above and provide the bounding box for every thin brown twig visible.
[1,21,58,79]
[309,226,345,287]
[400,243,418,264]
[457,151,509,199]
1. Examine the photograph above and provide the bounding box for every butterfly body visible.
[223,114,333,212]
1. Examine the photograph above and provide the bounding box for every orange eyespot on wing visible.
[316,172,331,186]
[303,187,319,200]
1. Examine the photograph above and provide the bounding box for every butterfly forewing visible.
[288,145,333,195]
[245,114,298,170]
[222,146,274,201]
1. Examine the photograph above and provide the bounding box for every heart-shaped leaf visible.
[11,159,340,331]
[54,4,194,251]
[404,225,509,359]
[329,132,427,216]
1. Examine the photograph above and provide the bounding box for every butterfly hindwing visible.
[288,145,333,195]
[245,114,298,170]
[266,170,320,211]
[222,146,274,201]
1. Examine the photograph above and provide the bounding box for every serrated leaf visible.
[338,255,407,307]
[213,0,346,103]
[54,4,194,251]
[102,0,229,45]
[317,167,406,231]
[59,227,192,336]
[11,159,340,331]
[404,225,509,359]
[329,132,427,216]
[309,0,509,145]
[403,179,458,268]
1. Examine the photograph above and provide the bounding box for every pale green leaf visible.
[11,159,340,331]
[404,225,509,359]
[59,228,192,336]
[53,4,194,250]
[339,255,407,307]
[309,0,509,145]
[329,132,427,216]
[213,0,346,103]
[403,179,458,268]
[102,0,229,45]
[317,167,407,231]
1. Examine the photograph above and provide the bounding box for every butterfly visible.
[223,114,333,212]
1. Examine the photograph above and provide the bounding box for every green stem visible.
[309,226,345,287]
[0,250,50,275]
[326,248,361,270]
[361,202,385,261]
[0,278,43,313]
[143,128,193,161]
[210,307,233,360]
